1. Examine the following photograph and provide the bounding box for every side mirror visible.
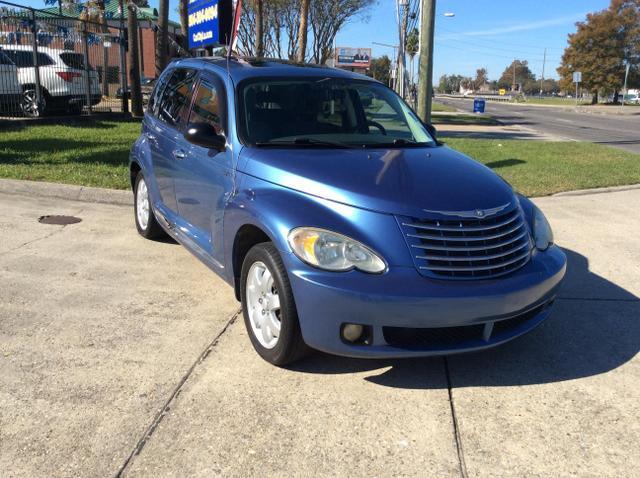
[185,122,226,152]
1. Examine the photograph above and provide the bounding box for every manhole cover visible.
[38,215,82,225]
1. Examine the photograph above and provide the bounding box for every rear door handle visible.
[172,149,186,160]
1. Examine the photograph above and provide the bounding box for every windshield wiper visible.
[360,138,435,148]
[255,137,355,148]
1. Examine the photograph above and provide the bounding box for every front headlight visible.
[287,227,387,274]
[533,205,554,251]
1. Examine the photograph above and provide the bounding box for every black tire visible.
[134,172,165,239]
[21,87,46,118]
[240,242,308,366]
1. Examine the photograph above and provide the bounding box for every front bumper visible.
[284,245,566,358]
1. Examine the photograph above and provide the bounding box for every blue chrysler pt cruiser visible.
[130,57,566,365]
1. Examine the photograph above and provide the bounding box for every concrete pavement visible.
[1,185,638,477]
[436,96,640,153]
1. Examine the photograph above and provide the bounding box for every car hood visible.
[239,145,516,217]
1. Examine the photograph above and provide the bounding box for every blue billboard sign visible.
[188,0,220,49]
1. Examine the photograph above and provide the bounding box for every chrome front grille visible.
[398,205,532,280]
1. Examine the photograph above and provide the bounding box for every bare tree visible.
[297,0,310,62]
[309,0,375,64]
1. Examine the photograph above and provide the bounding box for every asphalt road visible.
[1,181,639,477]
[436,96,640,153]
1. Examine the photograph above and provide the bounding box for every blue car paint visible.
[130,58,566,358]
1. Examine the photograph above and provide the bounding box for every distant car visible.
[0,48,21,114]
[116,77,156,103]
[2,45,101,117]
[130,57,566,366]
[618,93,639,104]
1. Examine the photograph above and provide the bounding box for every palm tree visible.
[297,0,310,62]
[156,0,169,75]
[255,0,264,57]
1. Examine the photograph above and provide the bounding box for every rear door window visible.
[157,68,197,127]
[3,50,54,68]
[0,50,14,65]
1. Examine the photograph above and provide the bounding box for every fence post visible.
[30,10,42,110]
[119,29,128,114]
[81,21,92,114]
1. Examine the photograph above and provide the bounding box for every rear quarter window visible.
[59,52,88,70]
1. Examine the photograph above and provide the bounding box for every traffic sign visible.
[498,88,506,96]
[573,71,582,83]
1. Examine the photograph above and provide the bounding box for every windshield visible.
[238,77,435,148]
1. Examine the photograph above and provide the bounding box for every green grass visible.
[431,101,457,112]
[1,119,640,197]
[432,113,501,126]
[0,119,140,189]
[445,139,640,196]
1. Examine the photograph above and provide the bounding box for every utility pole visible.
[417,0,436,123]
[398,0,409,98]
[127,1,143,117]
[539,48,546,98]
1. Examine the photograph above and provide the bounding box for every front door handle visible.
[172,149,186,160]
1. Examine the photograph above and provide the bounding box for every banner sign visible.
[187,0,233,49]
[335,47,371,68]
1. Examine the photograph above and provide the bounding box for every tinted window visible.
[59,52,88,70]
[3,50,54,68]
[157,68,197,126]
[188,78,224,135]
[0,49,13,65]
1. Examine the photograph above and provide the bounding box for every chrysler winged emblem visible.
[423,202,511,218]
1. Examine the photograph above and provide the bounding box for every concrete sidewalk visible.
[1,186,638,477]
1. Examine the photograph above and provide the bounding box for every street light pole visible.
[417,0,436,123]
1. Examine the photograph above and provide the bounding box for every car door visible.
[173,72,233,268]
[143,67,197,215]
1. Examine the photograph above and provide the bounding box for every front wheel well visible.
[232,224,271,300]
[130,162,141,190]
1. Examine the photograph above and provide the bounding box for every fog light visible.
[342,323,364,343]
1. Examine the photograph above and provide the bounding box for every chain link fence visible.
[0,0,128,118]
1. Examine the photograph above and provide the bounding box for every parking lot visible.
[1,183,638,477]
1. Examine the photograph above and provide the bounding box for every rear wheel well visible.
[130,162,141,190]
[232,225,271,300]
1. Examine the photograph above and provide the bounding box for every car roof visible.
[1,45,77,56]
[169,56,377,84]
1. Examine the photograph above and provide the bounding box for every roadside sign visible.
[187,0,234,49]
[498,88,506,96]
[335,47,372,69]
[573,71,582,83]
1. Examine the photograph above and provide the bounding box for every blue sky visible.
[23,0,611,80]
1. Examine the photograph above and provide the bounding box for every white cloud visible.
[438,13,587,40]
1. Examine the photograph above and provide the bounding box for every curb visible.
[551,184,640,197]
[0,178,132,206]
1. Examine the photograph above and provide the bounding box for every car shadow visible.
[288,248,639,389]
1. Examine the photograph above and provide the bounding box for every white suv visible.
[2,45,101,117]
[0,47,21,114]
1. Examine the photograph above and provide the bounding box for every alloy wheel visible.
[136,178,150,230]
[246,261,282,349]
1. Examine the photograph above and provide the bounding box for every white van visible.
[0,47,21,114]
